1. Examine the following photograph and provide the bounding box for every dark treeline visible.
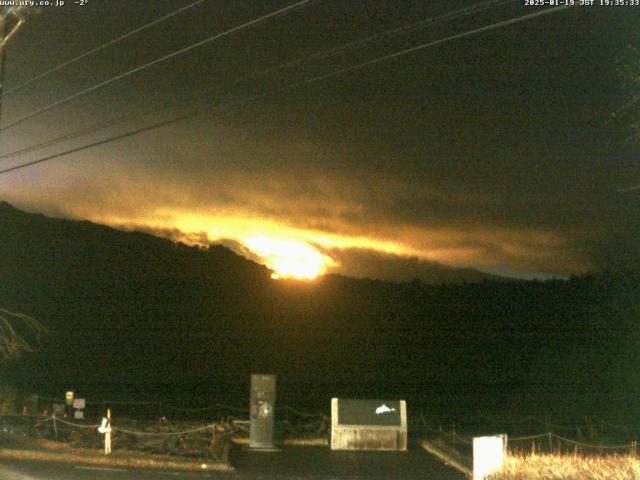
[1,201,639,422]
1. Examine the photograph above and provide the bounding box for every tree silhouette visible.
[0,308,45,360]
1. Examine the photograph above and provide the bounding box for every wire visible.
[0,0,312,134]
[618,184,640,192]
[550,433,633,450]
[0,0,515,163]
[269,5,571,95]
[0,112,197,175]
[214,0,516,93]
[509,433,551,441]
[114,423,216,436]
[0,5,570,176]
[46,416,100,429]
[3,0,208,97]
[0,113,133,161]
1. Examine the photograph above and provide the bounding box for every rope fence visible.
[0,402,329,459]
[32,395,325,419]
[427,425,640,458]
[8,395,640,459]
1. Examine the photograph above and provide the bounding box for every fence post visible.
[547,432,552,453]
[52,414,58,440]
[632,440,637,457]
[210,424,217,455]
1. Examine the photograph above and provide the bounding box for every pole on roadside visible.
[105,409,112,454]
[0,7,28,126]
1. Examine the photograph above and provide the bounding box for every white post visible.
[473,435,507,480]
[330,398,338,450]
[105,409,112,455]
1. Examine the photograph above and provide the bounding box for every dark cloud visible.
[318,247,507,283]
[0,2,637,280]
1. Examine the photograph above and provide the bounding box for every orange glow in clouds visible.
[244,236,335,280]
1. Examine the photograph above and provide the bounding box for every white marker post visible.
[473,435,507,480]
[98,410,112,455]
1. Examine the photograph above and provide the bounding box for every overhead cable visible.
[0,6,570,176]
[0,0,312,134]
[4,0,208,96]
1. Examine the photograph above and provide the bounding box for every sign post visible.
[64,391,74,418]
[98,410,112,455]
[249,374,276,449]
[73,398,85,419]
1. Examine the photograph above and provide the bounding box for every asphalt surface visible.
[0,445,466,479]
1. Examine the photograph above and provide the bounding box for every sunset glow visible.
[77,209,559,276]
[244,236,334,280]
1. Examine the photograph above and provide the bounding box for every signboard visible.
[338,399,402,426]
[73,398,85,409]
[331,398,407,451]
[65,391,74,405]
[74,410,84,420]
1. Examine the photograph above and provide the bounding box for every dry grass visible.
[489,454,640,480]
[0,432,232,472]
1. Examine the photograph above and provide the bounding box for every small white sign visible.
[74,410,84,420]
[98,417,111,434]
[473,435,506,480]
[73,398,85,409]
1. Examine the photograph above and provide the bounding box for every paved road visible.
[230,445,466,479]
[0,460,226,479]
[1,445,466,479]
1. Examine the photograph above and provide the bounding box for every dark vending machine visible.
[250,374,276,449]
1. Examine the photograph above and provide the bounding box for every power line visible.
[0,112,132,161]
[618,184,640,192]
[0,6,571,177]
[0,112,199,175]
[0,0,516,163]
[4,0,208,97]
[0,0,312,134]
[210,0,516,95]
[271,5,572,95]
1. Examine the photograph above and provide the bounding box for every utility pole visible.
[0,7,27,126]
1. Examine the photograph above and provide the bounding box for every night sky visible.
[0,1,638,281]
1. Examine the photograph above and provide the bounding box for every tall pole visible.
[0,14,7,127]
[0,7,27,127]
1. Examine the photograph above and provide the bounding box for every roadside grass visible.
[0,432,232,472]
[488,454,640,480]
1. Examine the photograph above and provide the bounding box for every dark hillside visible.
[1,202,638,421]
